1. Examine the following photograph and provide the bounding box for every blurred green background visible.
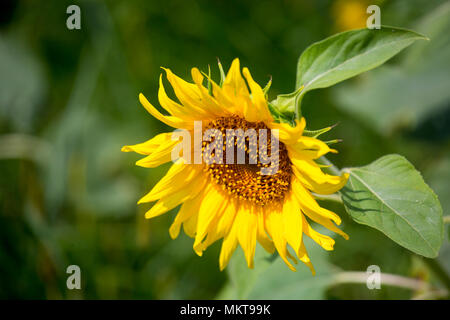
[0,0,449,299]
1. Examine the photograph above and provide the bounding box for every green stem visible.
[332,271,425,290]
[331,271,448,297]
[443,216,450,224]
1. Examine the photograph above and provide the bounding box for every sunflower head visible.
[122,58,349,273]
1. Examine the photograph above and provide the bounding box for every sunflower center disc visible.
[203,116,292,205]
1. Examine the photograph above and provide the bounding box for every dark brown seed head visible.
[203,116,292,205]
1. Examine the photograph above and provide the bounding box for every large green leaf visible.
[341,154,443,258]
[296,26,426,96]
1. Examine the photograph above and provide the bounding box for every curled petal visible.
[291,157,349,195]
[139,93,192,129]
[121,132,173,155]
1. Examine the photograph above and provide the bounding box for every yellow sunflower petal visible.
[302,215,335,251]
[301,205,349,240]
[289,136,336,160]
[193,185,228,256]
[268,118,306,144]
[169,190,204,239]
[194,197,239,254]
[242,97,261,122]
[256,208,275,254]
[135,137,179,168]
[139,93,192,129]
[183,211,199,238]
[291,157,349,195]
[144,173,206,219]
[158,74,201,120]
[162,68,200,102]
[219,222,239,271]
[242,67,273,123]
[121,132,173,155]
[236,205,257,268]
[282,191,303,256]
[138,161,201,204]
[215,197,238,237]
[211,80,236,111]
[265,207,297,271]
[291,176,342,225]
[162,68,219,119]
[191,68,230,117]
[298,242,316,275]
[222,58,249,99]
[193,215,225,254]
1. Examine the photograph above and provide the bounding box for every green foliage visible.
[270,26,426,120]
[269,86,303,120]
[341,155,443,258]
[296,27,426,93]
[334,2,450,134]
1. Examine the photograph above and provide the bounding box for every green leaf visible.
[341,154,443,258]
[296,26,427,99]
[267,102,296,126]
[269,86,304,119]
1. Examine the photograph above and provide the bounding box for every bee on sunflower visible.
[122,58,348,274]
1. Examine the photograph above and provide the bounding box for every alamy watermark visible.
[66,265,81,290]
[66,5,81,30]
[366,265,381,289]
[367,5,381,29]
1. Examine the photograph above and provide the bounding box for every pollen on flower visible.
[202,115,292,205]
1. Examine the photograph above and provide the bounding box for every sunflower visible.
[122,58,349,273]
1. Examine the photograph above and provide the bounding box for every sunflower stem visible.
[332,271,449,299]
